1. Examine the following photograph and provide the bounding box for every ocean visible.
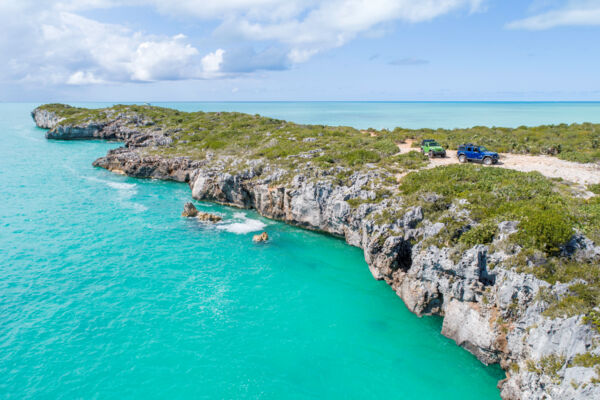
[3,102,599,399]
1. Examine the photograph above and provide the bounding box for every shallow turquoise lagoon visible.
[7,102,585,399]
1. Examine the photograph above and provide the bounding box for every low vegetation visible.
[38,104,401,174]
[39,103,600,165]
[40,104,600,326]
[399,165,600,326]
[527,354,566,384]
[390,124,600,163]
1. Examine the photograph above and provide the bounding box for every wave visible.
[217,212,266,234]
[106,181,137,191]
[85,176,137,192]
[84,176,146,212]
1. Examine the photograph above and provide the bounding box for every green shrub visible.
[460,221,498,247]
[583,310,600,333]
[571,352,600,368]
[527,354,566,384]
[588,184,600,195]
[341,149,381,166]
[389,122,600,163]
[399,166,574,252]
[392,151,429,170]
[517,207,573,253]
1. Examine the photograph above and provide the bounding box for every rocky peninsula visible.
[32,104,600,399]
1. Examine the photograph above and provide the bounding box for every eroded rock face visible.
[31,109,64,129]
[32,107,600,400]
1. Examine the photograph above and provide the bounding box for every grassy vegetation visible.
[571,353,600,368]
[389,124,600,163]
[569,352,600,384]
[400,165,576,250]
[391,151,430,170]
[39,104,401,173]
[527,354,566,384]
[39,104,600,165]
[589,184,600,195]
[399,165,600,324]
[584,310,600,333]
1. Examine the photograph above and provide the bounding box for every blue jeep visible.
[457,144,499,165]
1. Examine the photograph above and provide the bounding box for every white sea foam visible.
[85,176,145,211]
[217,213,266,234]
[86,176,137,192]
[106,181,137,191]
[127,202,148,213]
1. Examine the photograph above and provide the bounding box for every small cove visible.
[0,102,544,399]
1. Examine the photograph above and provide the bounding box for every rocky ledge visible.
[33,105,600,399]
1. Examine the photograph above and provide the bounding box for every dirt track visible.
[397,140,600,187]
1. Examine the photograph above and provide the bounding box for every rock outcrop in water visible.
[197,212,222,223]
[182,202,199,217]
[253,232,269,243]
[182,202,221,222]
[32,106,600,400]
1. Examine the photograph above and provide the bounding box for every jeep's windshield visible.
[479,146,487,152]
[430,141,440,146]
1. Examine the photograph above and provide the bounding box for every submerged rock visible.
[253,232,269,242]
[181,202,198,217]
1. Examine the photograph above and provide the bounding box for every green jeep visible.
[421,139,446,158]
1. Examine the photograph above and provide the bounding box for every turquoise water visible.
[8,102,600,399]
[99,101,600,130]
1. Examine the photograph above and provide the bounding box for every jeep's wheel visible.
[459,154,466,163]
[428,150,433,158]
[483,157,492,166]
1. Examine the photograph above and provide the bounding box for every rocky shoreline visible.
[33,106,600,399]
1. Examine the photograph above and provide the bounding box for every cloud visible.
[390,57,429,66]
[507,0,600,30]
[67,71,105,85]
[217,0,484,62]
[131,35,203,81]
[1,7,224,85]
[201,49,226,76]
[0,0,483,86]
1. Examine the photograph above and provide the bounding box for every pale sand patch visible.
[396,140,600,186]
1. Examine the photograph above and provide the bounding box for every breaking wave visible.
[217,212,266,234]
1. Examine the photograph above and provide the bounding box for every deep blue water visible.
[5,101,597,399]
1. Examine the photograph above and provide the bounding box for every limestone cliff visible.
[32,106,600,399]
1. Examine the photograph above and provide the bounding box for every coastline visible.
[32,104,600,399]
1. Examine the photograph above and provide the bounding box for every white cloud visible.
[217,0,484,62]
[507,0,600,30]
[0,0,483,86]
[67,71,105,85]
[1,6,223,85]
[201,49,226,75]
[131,36,201,81]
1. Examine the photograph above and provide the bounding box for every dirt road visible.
[397,140,600,187]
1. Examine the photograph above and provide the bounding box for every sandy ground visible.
[397,140,600,187]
